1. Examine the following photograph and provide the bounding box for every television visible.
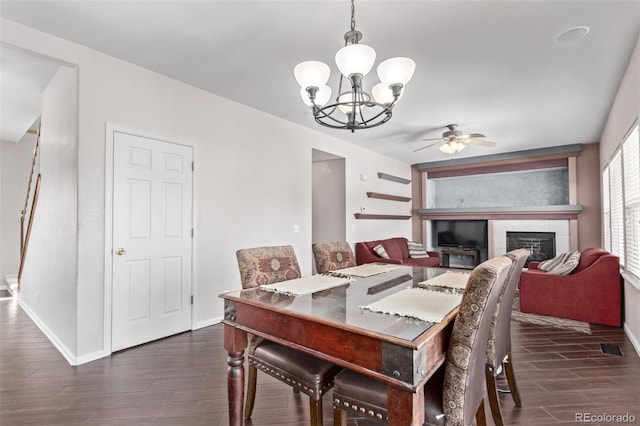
[436,220,488,249]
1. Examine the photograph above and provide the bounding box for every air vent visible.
[600,343,623,357]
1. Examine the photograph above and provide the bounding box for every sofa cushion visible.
[575,247,608,273]
[373,244,390,259]
[407,241,429,258]
[382,237,409,260]
[538,251,581,275]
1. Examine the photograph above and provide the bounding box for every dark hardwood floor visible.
[2,294,639,425]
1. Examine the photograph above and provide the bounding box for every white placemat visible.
[360,288,462,323]
[262,275,351,296]
[330,263,401,277]
[418,271,471,290]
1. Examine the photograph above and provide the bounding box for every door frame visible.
[104,123,197,354]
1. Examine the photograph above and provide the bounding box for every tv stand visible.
[442,248,480,269]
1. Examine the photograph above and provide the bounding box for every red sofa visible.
[355,237,440,267]
[519,248,621,327]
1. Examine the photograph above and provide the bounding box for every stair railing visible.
[18,125,42,291]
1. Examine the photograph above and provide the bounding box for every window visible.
[610,150,625,266]
[603,122,640,278]
[623,125,640,277]
[603,168,611,252]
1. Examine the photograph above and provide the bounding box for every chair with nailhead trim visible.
[332,256,513,426]
[236,245,343,426]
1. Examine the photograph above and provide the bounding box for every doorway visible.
[311,149,346,273]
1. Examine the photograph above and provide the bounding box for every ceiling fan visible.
[413,124,496,154]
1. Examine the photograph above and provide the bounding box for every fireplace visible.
[506,231,556,267]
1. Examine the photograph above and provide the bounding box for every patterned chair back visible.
[486,248,530,367]
[236,245,301,354]
[236,245,302,289]
[443,256,512,425]
[311,241,356,274]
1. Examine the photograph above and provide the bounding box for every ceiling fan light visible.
[335,44,376,78]
[439,143,456,155]
[294,61,331,88]
[300,85,332,107]
[439,141,466,155]
[376,57,415,85]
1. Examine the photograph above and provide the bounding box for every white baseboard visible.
[16,298,221,365]
[17,297,79,366]
[76,349,111,365]
[194,317,222,330]
[3,275,18,294]
[624,322,640,357]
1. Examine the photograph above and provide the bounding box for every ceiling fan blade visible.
[459,133,486,139]
[465,138,496,147]
[420,137,444,141]
[413,141,441,152]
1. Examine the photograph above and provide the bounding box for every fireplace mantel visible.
[417,204,583,220]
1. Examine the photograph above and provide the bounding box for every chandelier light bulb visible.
[294,61,331,88]
[335,44,376,78]
[300,85,332,107]
[377,57,416,85]
[372,83,396,105]
[337,92,363,115]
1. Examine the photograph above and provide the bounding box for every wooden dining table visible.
[220,266,462,426]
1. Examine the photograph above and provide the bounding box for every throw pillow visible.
[407,241,429,258]
[538,251,581,275]
[373,244,390,259]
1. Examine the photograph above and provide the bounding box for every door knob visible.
[115,247,126,256]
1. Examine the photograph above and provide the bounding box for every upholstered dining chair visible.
[332,256,513,426]
[485,248,529,426]
[235,245,342,426]
[311,241,356,274]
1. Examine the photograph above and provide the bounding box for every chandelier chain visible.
[350,0,355,32]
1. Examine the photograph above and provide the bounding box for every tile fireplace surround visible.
[492,220,569,258]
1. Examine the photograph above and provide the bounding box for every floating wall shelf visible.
[366,192,411,202]
[354,213,412,220]
[377,172,411,185]
[417,205,583,220]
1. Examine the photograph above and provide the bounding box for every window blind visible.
[603,168,611,253]
[610,150,625,266]
[623,125,639,277]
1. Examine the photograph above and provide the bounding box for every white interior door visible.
[111,131,193,351]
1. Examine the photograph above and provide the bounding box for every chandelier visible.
[293,0,415,132]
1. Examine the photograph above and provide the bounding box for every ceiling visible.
[1,1,639,164]
[0,45,59,142]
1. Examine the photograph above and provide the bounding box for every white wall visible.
[0,19,411,363]
[19,65,79,361]
[599,34,640,354]
[0,133,35,284]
